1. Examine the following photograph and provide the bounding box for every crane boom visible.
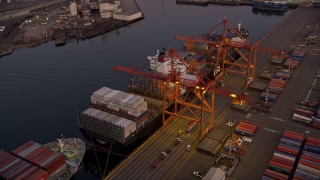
[113,66,169,82]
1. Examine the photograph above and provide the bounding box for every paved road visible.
[107,7,320,180]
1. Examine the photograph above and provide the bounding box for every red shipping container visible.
[31,148,53,164]
[270,78,286,85]
[269,82,285,89]
[236,126,255,133]
[307,137,320,144]
[269,85,284,92]
[283,132,304,141]
[238,122,257,130]
[277,145,298,156]
[25,146,47,161]
[264,168,288,180]
[269,160,293,171]
[0,152,17,169]
[272,155,294,167]
[293,175,304,180]
[38,151,61,167]
[299,159,320,170]
[301,155,320,164]
[11,141,36,155]
[25,168,48,180]
[45,155,66,174]
[237,123,256,131]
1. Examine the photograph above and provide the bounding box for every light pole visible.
[226,118,236,140]
[305,130,309,140]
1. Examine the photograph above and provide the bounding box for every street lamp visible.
[226,118,236,140]
[305,131,309,139]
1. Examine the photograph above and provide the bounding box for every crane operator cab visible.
[187,144,191,151]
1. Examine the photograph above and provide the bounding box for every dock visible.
[106,7,320,180]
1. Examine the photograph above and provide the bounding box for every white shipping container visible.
[104,90,120,101]
[83,108,100,116]
[113,8,122,13]
[273,152,295,162]
[114,0,120,6]
[93,87,113,97]
[120,94,134,106]
[297,163,320,176]
[128,96,144,108]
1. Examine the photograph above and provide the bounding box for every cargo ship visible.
[0,138,85,180]
[252,1,288,12]
[76,47,209,149]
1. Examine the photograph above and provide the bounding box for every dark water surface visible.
[0,0,289,179]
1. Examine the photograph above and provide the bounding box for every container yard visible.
[105,7,320,180]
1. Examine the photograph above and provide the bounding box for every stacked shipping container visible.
[263,67,291,96]
[78,107,137,143]
[262,50,305,104]
[283,50,306,69]
[314,106,320,128]
[129,74,165,100]
[294,136,320,179]
[234,120,257,137]
[11,141,67,175]
[292,100,319,126]
[91,87,148,119]
[262,130,304,179]
[0,151,49,180]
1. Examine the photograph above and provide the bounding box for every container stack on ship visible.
[182,25,248,74]
[0,138,85,180]
[77,87,153,148]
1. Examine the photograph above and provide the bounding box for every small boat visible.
[54,35,67,46]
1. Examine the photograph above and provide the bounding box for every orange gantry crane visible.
[114,18,284,141]
[161,47,248,141]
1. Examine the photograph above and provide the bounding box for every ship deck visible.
[106,8,320,180]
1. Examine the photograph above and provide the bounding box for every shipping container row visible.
[282,50,306,70]
[263,130,305,179]
[91,87,148,118]
[11,141,67,175]
[0,150,51,180]
[294,136,320,179]
[263,50,305,104]
[78,107,138,143]
[129,75,174,101]
[291,99,320,127]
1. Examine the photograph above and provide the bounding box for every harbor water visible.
[0,0,290,179]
